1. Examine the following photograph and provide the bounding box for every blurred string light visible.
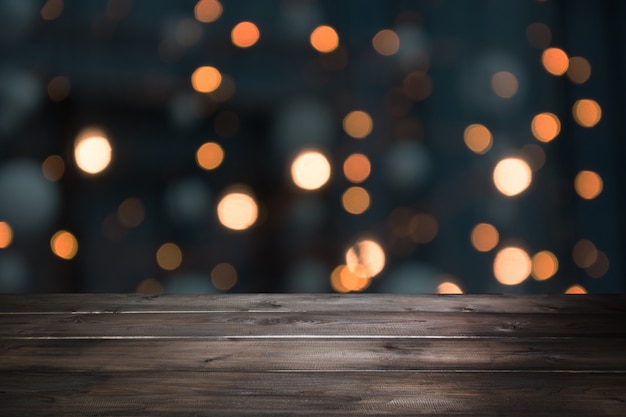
[493,246,531,285]
[136,278,164,294]
[0,221,12,249]
[531,112,560,142]
[531,250,559,281]
[565,284,587,294]
[290,150,331,190]
[341,186,370,215]
[50,230,78,260]
[572,239,598,269]
[196,142,224,170]
[490,71,518,98]
[231,21,260,48]
[342,110,373,139]
[47,76,70,102]
[586,250,609,279]
[409,213,438,244]
[345,239,385,279]
[74,129,112,175]
[493,158,532,196]
[574,170,603,200]
[437,282,463,294]
[41,0,63,21]
[372,29,400,56]
[194,0,222,23]
[117,197,145,228]
[573,99,601,127]
[310,25,339,53]
[217,188,258,231]
[41,155,65,181]
[211,262,237,291]
[567,57,591,84]
[191,66,222,93]
[156,242,182,271]
[343,153,371,183]
[463,123,492,154]
[526,22,551,49]
[330,264,370,293]
[542,47,569,76]
[402,71,432,101]
[471,223,499,252]
[571,239,609,278]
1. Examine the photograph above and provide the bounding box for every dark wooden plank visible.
[1,371,625,416]
[1,311,624,339]
[1,294,625,314]
[2,338,625,372]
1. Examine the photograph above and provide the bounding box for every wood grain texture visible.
[2,371,625,416]
[1,293,625,314]
[0,294,625,416]
[2,338,625,372]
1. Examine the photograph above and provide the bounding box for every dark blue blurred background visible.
[0,0,623,294]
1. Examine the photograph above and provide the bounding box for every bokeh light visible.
[330,265,349,293]
[191,66,222,93]
[231,21,260,48]
[50,230,78,260]
[41,0,63,21]
[0,221,12,249]
[471,223,499,252]
[372,29,400,56]
[196,142,224,170]
[343,153,371,183]
[343,110,373,139]
[566,56,591,84]
[345,239,385,279]
[117,198,145,228]
[409,213,438,244]
[463,123,492,154]
[42,155,65,182]
[565,284,587,294]
[573,99,601,127]
[217,190,258,231]
[531,112,560,142]
[574,170,603,200]
[437,282,463,294]
[402,71,432,101]
[542,47,569,75]
[531,250,559,281]
[310,25,339,53]
[572,239,598,269]
[136,278,164,294]
[291,151,331,190]
[491,71,518,98]
[194,0,222,23]
[493,158,532,197]
[74,129,112,175]
[526,22,552,49]
[211,262,237,290]
[47,76,70,102]
[586,250,609,279]
[493,246,531,285]
[341,187,370,215]
[156,243,182,271]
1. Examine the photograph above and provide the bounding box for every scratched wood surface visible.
[1,294,625,416]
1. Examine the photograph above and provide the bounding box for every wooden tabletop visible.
[1,294,625,416]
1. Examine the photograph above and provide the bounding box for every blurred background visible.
[0,0,623,294]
